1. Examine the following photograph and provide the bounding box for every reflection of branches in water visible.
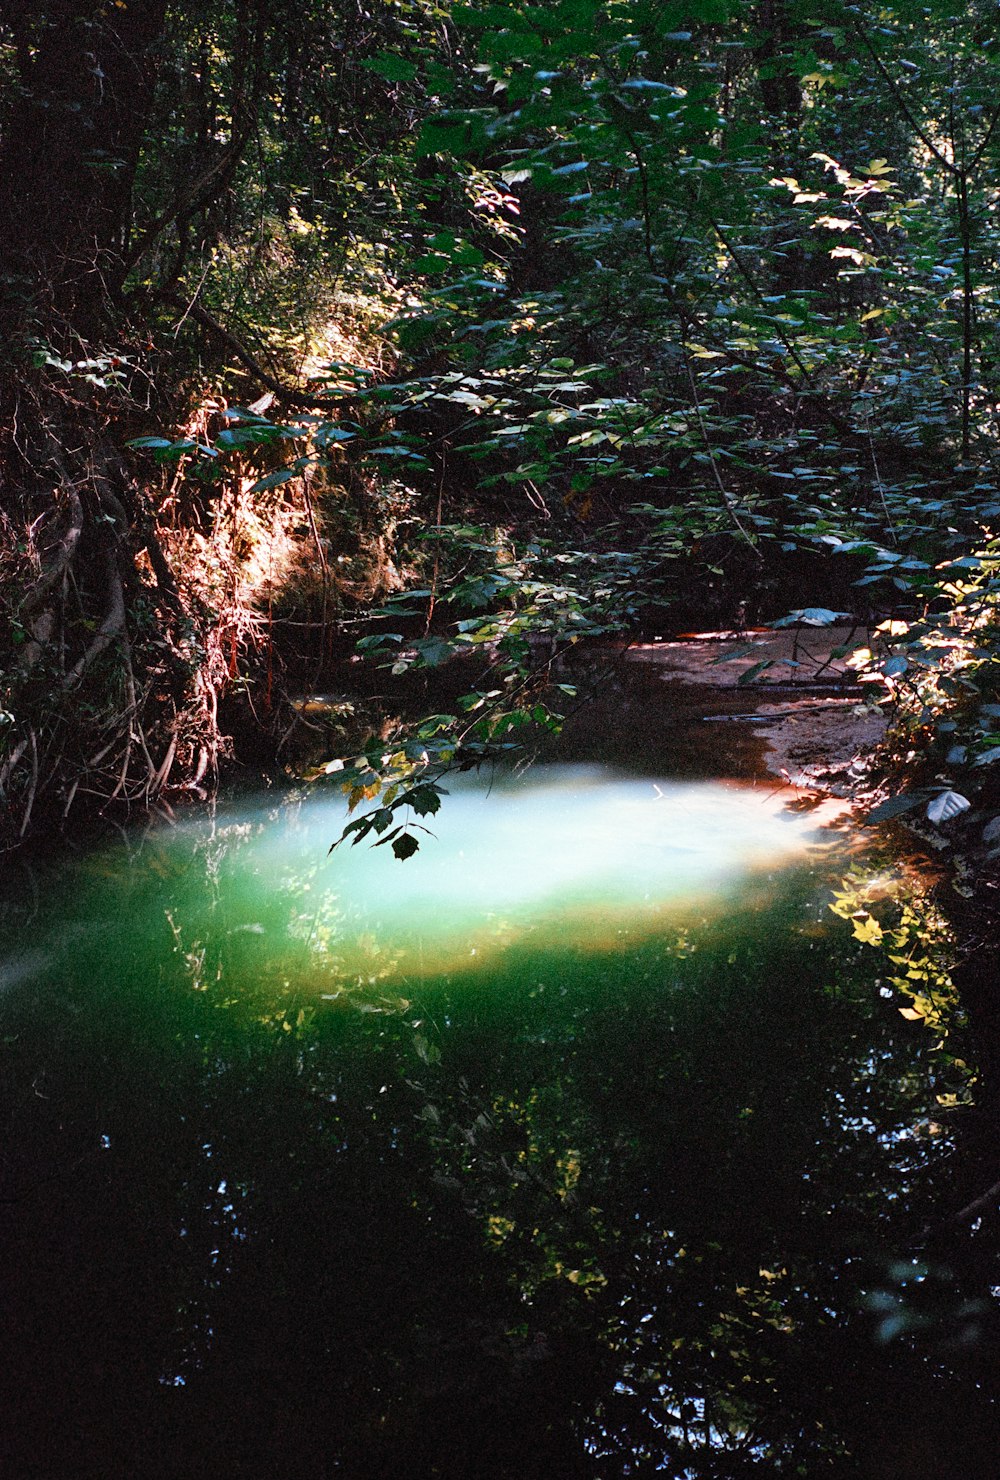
[397,897,987,1474]
[191,819,257,911]
[0,842,994,1475]
[165,909,212,992]
[280,864,411,997]
[282,862,343,956]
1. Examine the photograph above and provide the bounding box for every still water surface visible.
[0,762,995,1476]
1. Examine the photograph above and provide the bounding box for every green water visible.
[0,765,995,1477]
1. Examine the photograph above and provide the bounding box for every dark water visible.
[0,759,996,1478]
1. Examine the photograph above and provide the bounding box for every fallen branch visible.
[163,296,353,410]
[702,700,861,722]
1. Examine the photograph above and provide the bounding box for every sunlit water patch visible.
[0,766,845,997]
[135,769,852,979]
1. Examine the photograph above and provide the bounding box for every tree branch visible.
[850,22,959,177]
[122,134,251,276]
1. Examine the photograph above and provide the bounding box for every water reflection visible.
[0,768,995,1477]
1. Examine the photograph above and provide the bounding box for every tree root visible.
[58,547,126,692]
[0,356,310,847]
[19,488,83,620]
[0,468,229,845]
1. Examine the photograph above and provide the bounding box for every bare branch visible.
[19,489,84,619]
[850,22,959,177]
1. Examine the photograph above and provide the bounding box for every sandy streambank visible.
[625,625,886,794]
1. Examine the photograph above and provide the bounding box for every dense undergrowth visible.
[4,0,1000,861]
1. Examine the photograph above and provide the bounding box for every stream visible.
[0,657,997,1478]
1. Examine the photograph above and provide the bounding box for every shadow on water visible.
[0,763,997,1477]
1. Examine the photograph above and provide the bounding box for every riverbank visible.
[624,625,886,794]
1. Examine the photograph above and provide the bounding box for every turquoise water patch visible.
[109,766,844,988]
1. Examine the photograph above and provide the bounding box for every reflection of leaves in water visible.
[831,869,965,1051]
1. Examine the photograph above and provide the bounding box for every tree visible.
[0,0,169,335]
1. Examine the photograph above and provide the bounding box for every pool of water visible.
[0,762,994,1477]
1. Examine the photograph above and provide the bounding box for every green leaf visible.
[360,53,418,83]
[356,634,404,653]
[771,608,851,628]
[926,790,970,825]
[866,794,925,823]
[619,78,686,93]
[407,786,443,817]
[411,637,455,667]
[128,437,196,459]
[416,119,472,156]
[392,832,420,861]
[737,659,774,685]
[248,468,301,493]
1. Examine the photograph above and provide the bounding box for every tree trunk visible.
[756,0,802,150]
[0,0,168,342]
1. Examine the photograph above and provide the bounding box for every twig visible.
[681,344,761,555]
[915,1177,1000,1248]
[303,476,331,694]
